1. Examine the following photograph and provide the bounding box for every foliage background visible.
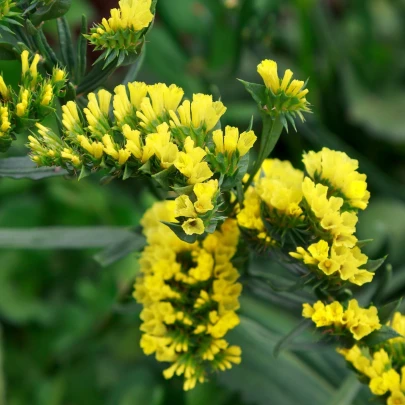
[1,0,405,404]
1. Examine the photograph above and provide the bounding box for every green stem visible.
[244,114,284,191]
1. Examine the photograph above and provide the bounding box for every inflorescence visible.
[134,201,243,390]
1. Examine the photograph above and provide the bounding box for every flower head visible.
[134,202,242,390]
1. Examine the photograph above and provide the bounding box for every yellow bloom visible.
[77,135,104,159]
[175,195,196,218]
[256,159,304,216]
[303,148,370,210]
[0,76,9,99]
[62,101,81,132]
[135,203,242,390]
[388,391,405,405]
[170,93,226,132]
[305,299,380,340]
[212,125,256,157]
[0,106,11,136]
[257,59,308,99]
[16,89,30,117]
[193,179,218,214]
[145,122,178,168]
[40,83,53,106]
[182,218,205,235]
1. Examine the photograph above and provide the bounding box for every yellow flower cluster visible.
[290,239,373,286]
[0,51,66,152]
[303,299,381,340]
[30,81,256,237]
[87,0,154,53]
[134,201,242,390]
[256,59,310,121]
[303,147,370,210]
[339,313,405,405]
[237,153,373,286]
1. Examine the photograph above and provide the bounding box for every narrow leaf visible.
[273,319,312,358]
[377,298,402,324]
[76,15,88,83]
[94,232,146,267]
[123,45,146,84]
[0,227,134,249]
[362,325,402,347]
[364,256,388,272]
[57,16,76,77]
[326,374,361,405]
[0,157,67,180]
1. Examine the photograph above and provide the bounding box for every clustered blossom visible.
[0,50,67,151]
[302,299,381,341]
[256,59,310,126]
[339,313,405,405]
[134,201,243,390]
[237,150,373,288]
[86,0,154,55]
[29,81,257,237]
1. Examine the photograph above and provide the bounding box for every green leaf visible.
[0,157,68,180]
[364,256,387,272]
[356,239,373,248]
[377,298,402,324]
[0,227,134,249]
[151,165,177,189]
[123,44,146,84]
[273,319,312,358]
[326,374,361,405]
[238,79,266,106]
[161,221,198,244]
[93,232,146,267]
[57,17,76,77]
[31,0,72,26]
[78,165,91,181]
[363,325,402,347]
[76,59,117,95]
[76,15,88,83]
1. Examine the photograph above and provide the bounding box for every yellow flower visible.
[40,83,53,106]
[305,299,380,340]
[257,59,308,98]
[170,93,226,132]
[145,122,178,168]
[256,159,304,216]
[388,391,405,405]
[182,218,205,235]
[134,203,242,390]
[77,135,104,159]
[16,89,30,117]
[87,0,154,51]
[0,76,9,99]
[174,195,196,218]
[62,101,82,133]
[303,148,370,210]
[0,106,11,136]
[193,179,218,214]
[212,125,256,157]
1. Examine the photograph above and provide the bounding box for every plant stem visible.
[244,114,284,191]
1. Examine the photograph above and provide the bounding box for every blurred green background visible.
[1,0,405,404]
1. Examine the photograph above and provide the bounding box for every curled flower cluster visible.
[339,313,405,405]
[256,59,310,125]
[302,299,381,341]
[86,0,154,56]
[0,50,67,152]
[29,82,256,237]
[134,201,242,390]
[237,150,374,287]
